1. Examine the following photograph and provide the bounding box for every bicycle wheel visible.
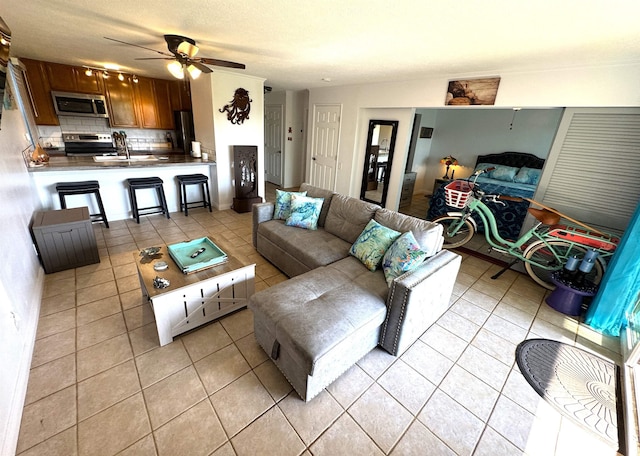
[433,215,475,249]
[523,240,605,290]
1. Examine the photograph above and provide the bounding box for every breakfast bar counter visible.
[29,155,218,221]
[27,154,211,172]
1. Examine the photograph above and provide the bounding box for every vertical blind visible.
[535,108,640,233]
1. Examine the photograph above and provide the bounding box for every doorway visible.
[310,104,341,190]
[265,105,283,185]
[360,119,398,207]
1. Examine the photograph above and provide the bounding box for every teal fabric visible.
[381,231,429,286]
[490,165,519,182]
[514,167,542,185]
[473,163,495,175]
[350,219,401,271]
[285,195,324,230]
[274,189,307,220]
[585,201,640,336]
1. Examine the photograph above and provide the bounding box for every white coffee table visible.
[135,242,255,346]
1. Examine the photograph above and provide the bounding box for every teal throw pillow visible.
[490,165,519,182]
[274,189,307,220]
[350,219,401,271]
[285,195,324,230]
[382,231,429,286]
[514,167,542,185]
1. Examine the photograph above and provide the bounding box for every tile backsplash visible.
[37,116,175,150]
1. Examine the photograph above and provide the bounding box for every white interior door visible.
[264,105,283,186]
[310,104,341,190]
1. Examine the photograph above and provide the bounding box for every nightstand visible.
[432,178,451,196]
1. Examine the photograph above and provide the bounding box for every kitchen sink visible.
[93,155,159,162]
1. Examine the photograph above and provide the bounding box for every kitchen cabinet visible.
[104,74,140,128]
[135,77,175,129]
[44,61,103,94]
[154,79,174,129]
[135,76,157,129]
[20,58,59,126]
[171,80,192,111]
[20,57,191,130]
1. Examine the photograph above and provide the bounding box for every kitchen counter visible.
[28,153,213,172]
[29,156,218,221]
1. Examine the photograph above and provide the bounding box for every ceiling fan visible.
[104,35,245,80]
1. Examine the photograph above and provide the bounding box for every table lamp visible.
[440,155,458,179]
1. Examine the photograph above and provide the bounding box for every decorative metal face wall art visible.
[220,88,252,124]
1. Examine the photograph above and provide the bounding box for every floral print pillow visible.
[350,219,401,271]
[382,231,428,286]
[274,189,307,220]
[285,195,324,230]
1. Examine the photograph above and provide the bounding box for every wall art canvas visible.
[445,77,500,106]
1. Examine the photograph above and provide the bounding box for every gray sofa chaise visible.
[249,183,461,401]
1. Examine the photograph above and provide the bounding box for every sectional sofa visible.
[248,183,462,401]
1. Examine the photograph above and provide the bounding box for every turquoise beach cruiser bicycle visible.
[433,169,619,289]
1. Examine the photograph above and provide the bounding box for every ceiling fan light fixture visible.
[177,41,198,58]
[167,61,185,79]
[187,64,202,80]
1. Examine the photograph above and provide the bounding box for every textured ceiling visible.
[3,0,640,91]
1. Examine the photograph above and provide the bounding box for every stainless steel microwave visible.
[51,91,109,118]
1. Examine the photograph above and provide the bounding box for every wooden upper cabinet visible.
[154,79,174,129]
[135,77,176,129]
[104,75,140,128]
[170,80,192,111]
[44,61,103,94]
[19,58,188,129]
[20,58,59,126]
[135,76,158,129]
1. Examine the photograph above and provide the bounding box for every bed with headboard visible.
[426,151,546,240]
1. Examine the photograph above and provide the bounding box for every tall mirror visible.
[360,119,398,206]
[0,16,11,129]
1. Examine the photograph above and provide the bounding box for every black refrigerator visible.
[174,110,195,155]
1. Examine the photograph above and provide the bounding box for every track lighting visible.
[118,73,124,81]
[102,71,109,79]
[132,75,138,83]
[84,68,93,76]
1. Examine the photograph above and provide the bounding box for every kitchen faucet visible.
[113,132,130,159]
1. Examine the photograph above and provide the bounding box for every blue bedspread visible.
[426,177,537,240]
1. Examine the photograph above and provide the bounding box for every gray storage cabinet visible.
[31,207,100,273]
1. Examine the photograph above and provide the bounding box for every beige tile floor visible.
[17,190,623,456]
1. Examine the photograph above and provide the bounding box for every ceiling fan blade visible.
[104,36,172,57]
[189,61,213,74]
[198,58,246,70]
[134,57,173,61]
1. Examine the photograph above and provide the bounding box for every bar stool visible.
[175,174,212,216]
[125,177,170,224]
[56,180,109,228]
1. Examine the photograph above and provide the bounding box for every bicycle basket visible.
[444,180,474,208]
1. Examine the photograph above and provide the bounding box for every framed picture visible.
[445,77,500,106]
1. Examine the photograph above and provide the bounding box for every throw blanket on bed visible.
[427,177,536,241]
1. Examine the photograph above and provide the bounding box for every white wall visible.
[0,97,44,455]
[307,63,640,207]
[192,70,265,209]
[420,108,564,194]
